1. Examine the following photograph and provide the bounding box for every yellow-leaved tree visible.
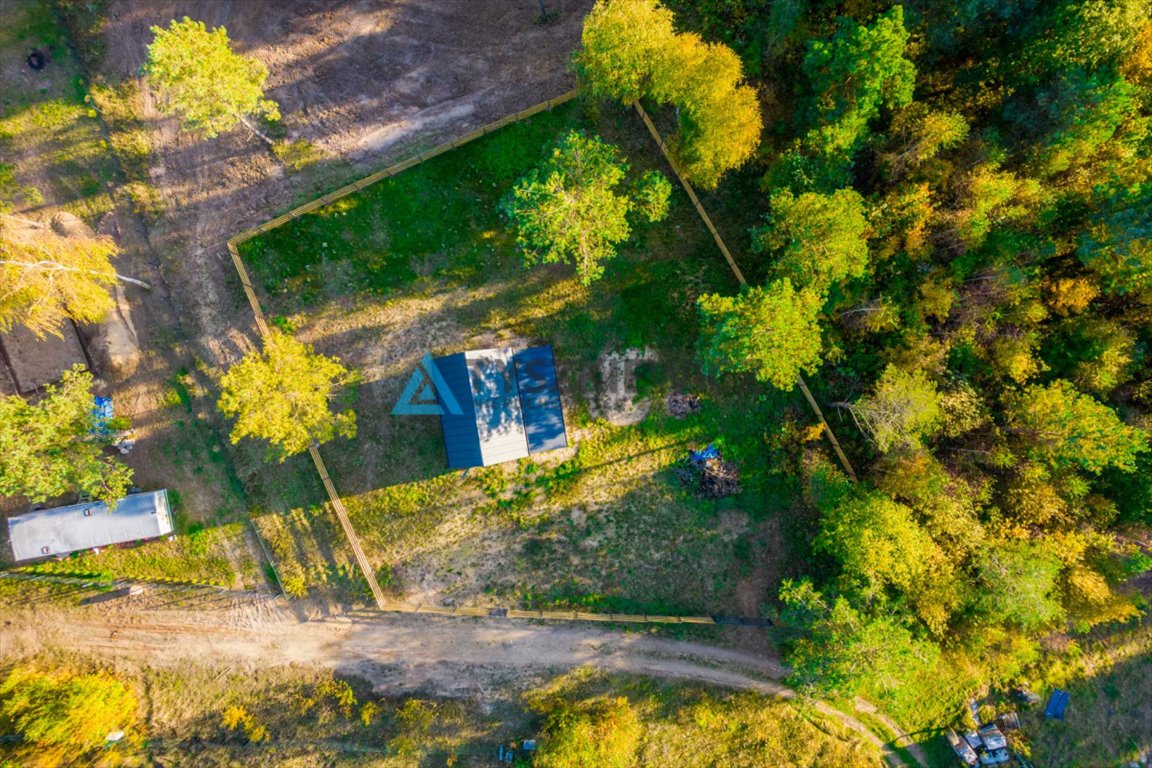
[0,665,139,766]
[0,214,148,338]
[218,331,357,459]
[576,0,762,188]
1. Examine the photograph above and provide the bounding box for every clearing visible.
[237,97,805,617]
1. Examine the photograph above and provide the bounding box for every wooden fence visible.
[223,91,856,623]
[631,102,858,482]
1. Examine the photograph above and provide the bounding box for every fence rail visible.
[631,101,858,482]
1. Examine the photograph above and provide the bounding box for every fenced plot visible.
[231,96,800,618]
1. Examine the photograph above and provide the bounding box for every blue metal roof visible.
[434,346,567,470]
[515,346,568,454]
[435,353,483,469]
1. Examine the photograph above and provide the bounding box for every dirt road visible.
[1,600,922,767]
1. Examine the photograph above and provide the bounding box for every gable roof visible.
[435,346,567,469]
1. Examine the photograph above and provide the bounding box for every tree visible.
[1007,380,1146,473]
[576,0,676,103]
[501,131,669,284]
[534,696,641,768]
[1077,183,1152,296]
[1045,317,1139,396]
[0,215,148,339]
[0,665,138,765]
[0,365,133,506]
[883,104,969,176]
[146,17,280,144]
[1029,71,1138,176]
[772,4,916,189]
[575,0,762,188]
[972,541,1064,630]
[832,365,943,452]
[778,579,940,698]
[697,278,823,390]
[815,486,947,605]
[753,188,869,294]
[218,332,357,459]
[803,7,916,132]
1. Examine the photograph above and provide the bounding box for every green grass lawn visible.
[238,99,803,613]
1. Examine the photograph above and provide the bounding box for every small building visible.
[1045,689,1070,720]
[7,490,173,562]
[947,729,978,766]
[436,346,567,469]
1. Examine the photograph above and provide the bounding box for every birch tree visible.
[0,215,149,338]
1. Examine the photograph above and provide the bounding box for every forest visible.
[638,0,1152,733]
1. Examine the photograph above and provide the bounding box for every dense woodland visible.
[633,0,1152,726]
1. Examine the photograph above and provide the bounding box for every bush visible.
[273,139,323,172]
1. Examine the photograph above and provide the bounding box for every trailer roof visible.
[7,490,173,562]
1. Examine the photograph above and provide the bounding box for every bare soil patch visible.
[98,0,593,374]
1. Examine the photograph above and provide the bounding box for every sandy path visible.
[1,601,920,767]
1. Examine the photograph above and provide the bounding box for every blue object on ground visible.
[1045,689,1070,720]
[92,396,113,436]
[690,444,720,464]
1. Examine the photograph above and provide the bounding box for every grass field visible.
[16,522,262,588]
[237,99,805,612]
[1025,618,1152,766]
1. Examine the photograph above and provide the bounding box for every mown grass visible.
[17,522,257,587]
[239,99,803,613]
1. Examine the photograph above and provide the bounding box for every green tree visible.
[803,7,917,132]
[883,104,969,176]
[1007,380,1146,473]
[972,541,1065,630]
[1045,317,1140,396]
[218,332,357,459]
[815,486,947,604]
[631,169,672,223]
[1077,183,1152,296]
[535,696,641,768]
[753,188,870,294]
[697,278,823,390]
[0,665,138,765]
[1030,71,1138,176]
[1,215,148,339]
[501,131,669,284]
[0,366,133,505]
[146,17,281,144]
[832,365,943,452]
[778,579,940,698]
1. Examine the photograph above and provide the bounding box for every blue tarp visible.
[1045,689,1070,720]
[92,396,113,437]
[690,444,720,464]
